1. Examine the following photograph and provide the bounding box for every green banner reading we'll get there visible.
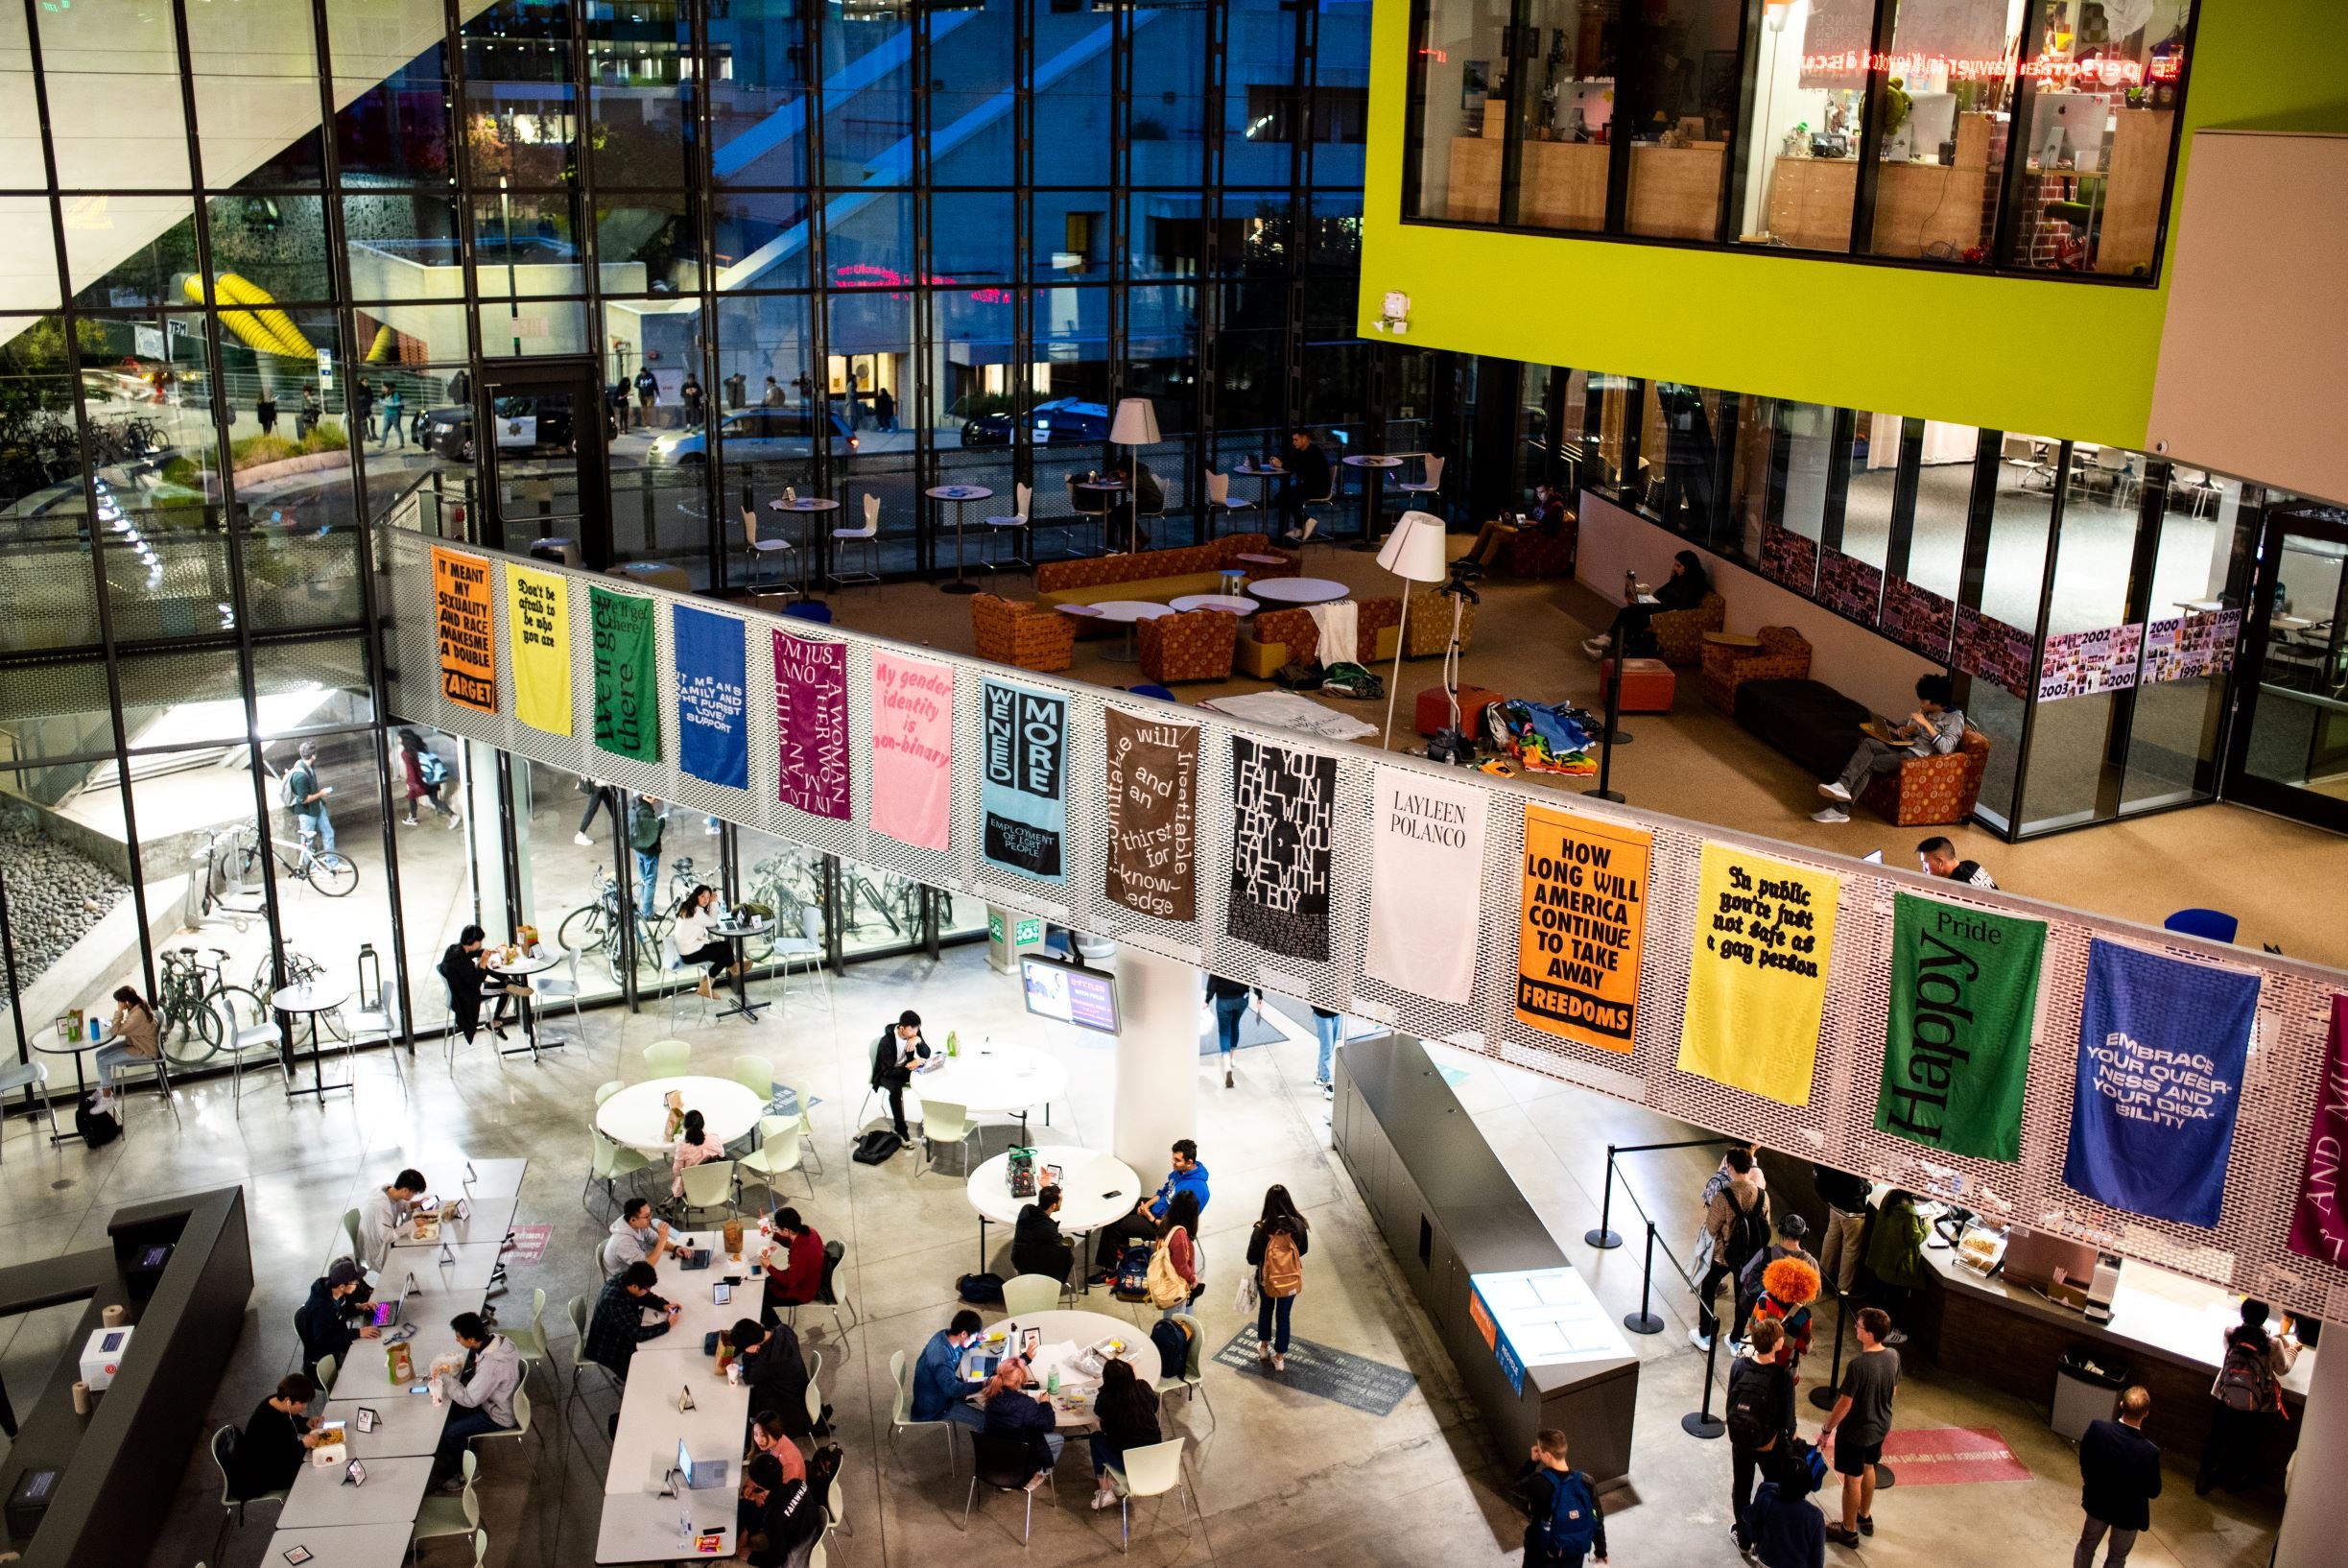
[590,586,660,764]
[1876,892,2046,1162]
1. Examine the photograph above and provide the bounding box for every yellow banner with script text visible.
[506,564,572,735]
[1677,843,1839,1106]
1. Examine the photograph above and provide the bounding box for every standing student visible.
[1147,1191,1201,1320]
[1086,1357,1161,1510]
[1012,1184,1075,1285]
[377,383,405,449]
[627,794,667,918]
[604,1197,676,1277]
[1092,1140,1211,1277]
[633,366,658,427]
[585,1262,679,1384]
[1817,1306,1899,1548]
[1518,1428,1608,1567]
[284,739,336,854]
[1744,1477,1827,1568]
[868,1009,932,1145]
[873,386,896,433]
[1204,972,1260,1089]
[1726,1318,1798,1556]
[909,1309,988,1431]
[679,372,705,427]
[1245,1184,1310,1371]
[359,1168,428,1268]
[1736,1212,1811,1343]
[1310,1006,1344,1097]
[2195,1298,2300,1495]
[96,986,162,1092]
[351,376,374,440]
[2077,1386,2160,1568]
[431,1312,520,1487]
[1750,1256,1822,1384]
[1696,1148,1769,1350]
[1810,1164,1872,1301]
[1862,1188,1931,1326]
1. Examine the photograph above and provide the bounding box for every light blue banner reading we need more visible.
[979,677,1067,884]
[674,604,749,791]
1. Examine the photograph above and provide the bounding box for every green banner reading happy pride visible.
[1876,892,2046,1162]
[590,586,660,764]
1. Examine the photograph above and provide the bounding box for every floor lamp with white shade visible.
[1376,510,1450,748]
[1108,397,1159,549]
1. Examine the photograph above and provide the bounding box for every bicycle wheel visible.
[306,852,360,897]
[559,903,611,955]
[163,998,223,1065]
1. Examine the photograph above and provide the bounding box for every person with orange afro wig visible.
[1751,1255,1823,1378]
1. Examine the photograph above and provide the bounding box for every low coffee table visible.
[1170,593,1257,617]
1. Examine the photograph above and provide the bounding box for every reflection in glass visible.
[587,1,694,191]
[205,195,333,305]
[462,1,581,188]
[1623,0,1729,240]
[66,197,197,311]
[344,195,465,301]
[1740,0,1861,252]
[822,0,912,187]
[336,35,453,183]
[1408,0,1514,224]
[0,317,95,654]
[36,1,190,189]
[1863,0,2019,264]
[710,0,809,188]
[187,0,323,189]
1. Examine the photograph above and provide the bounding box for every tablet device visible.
[712,1280,731,1306]
[679,1247,714,1271]
[355,1407,378,1434]
[415,1195,440,1214]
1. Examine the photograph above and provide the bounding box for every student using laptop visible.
[910,1309,989,1432]
[604,1197,678,1279]
[295,1258,380,1382]
[359,1169,428,1270]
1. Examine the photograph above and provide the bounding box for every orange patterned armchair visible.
[970,593,1075,673]
[1700,626,1812,712]
[1501,514,1577,579]
[1237,597,1404,678]
[1861,726,1992,826]
[1401,587,1478,657]
[1136,608,1239,683]
[1651,590,1727,667]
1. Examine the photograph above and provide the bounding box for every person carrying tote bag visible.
[1245,1185,1311,1373]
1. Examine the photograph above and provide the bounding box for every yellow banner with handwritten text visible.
[506,564,572,736]
[1676,843,1839,1106]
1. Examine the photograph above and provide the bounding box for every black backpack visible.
[956,1272,1004,1304]
[75,1098,122,1149]
[1724,1362,1778,1449]
[1150,1317,1190,1376]
[1725,1196,1770,1271]
[1111,1244,1153,1301]
[851,1129,902,1165]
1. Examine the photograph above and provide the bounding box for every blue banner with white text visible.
[674,605,749,791]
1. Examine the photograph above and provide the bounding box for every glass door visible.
[479,360,610,565]
[2224,507,2348,832]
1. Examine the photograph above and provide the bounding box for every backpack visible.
[1111,1244,1154,1301]
[955,1272,1004,1304]
[75,1096,123,1149]
[1529,1468,1601,1557]
[278,765,307,810]
[1739,1243,1784,1303]
[1145,1243,1188,1309]
[1724,1361,1779,1449]
[851,1129,902,1165]
[1272,658,1325,691]
[1149,1318,1190,1375]
[418,750,449,786]
[1725,1194,1771,1270]
[1260,1230,1303,1298]
[2218,1339,2270,1413]
[1782,1435,1830,1494]
[1319,661,1384,700]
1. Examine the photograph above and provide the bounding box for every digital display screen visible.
[1020,956,1120,1035]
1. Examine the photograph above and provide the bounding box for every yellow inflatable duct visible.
[180,272,314,360]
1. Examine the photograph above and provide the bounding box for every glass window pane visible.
[713,191,812,293]
[588,1,692,190]
[607,297,710,579]
[1307,0,1370,189]
[827,291,913,573]
[0,7,42,184]
[0,211,61,324]
[85,314,231,644]
[931,192,1015,286]
[480,298,590,360]
[38,1,190,189]
[1032,193,1109,283]
[711,0,809,188]
[1129,3,1207,188]
[822,1,912,187]
[472,191,584,297]
[462,0,581,188]
[597,193,701,292]
[517,758,625,1007]
[734,828,831,973]
[1623,1,1733,241]
[188,0,323,190]
[207,195,334,304]
[346,195,465,300]
[1407,0,1515,224]
[0,771,136,1072]
[932,0,1016,183]
[1962,435,2058,826]
[335,30,453,183]
[2122,468,2243,811]
[1225,6,1296,190]
[0,317,96,654]
[68,197,197,311]
[1861,0,2017,264]
[1741,0,1860,252]
[930,275,1016,442]
[713,296,819,588]
[1032,6,1110,187]
[828,193,914,287]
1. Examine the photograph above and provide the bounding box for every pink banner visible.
[869,652,954,851]
[773,629,850,820]
[2287,996,2348,1267]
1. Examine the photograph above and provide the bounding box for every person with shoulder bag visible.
[1245,1184,1310,1373]
[1146,1191,1200,1319]
[1517,1428,1608,1567]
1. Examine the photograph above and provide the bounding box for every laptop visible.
[677,1247,715,1271]
[363,1298,401,1329]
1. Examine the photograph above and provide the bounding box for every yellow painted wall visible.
[1361,0,2348,449]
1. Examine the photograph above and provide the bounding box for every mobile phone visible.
[283,1549,314,1565]
[713,1281,731,1306]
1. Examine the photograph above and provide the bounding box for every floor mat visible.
[504,1223,552,1267]
[1828,1426,2032,1485]
[1211,1329,1418,1415]
[1196,1012,1291,1056]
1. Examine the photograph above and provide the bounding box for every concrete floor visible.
[0,944,2284,1568]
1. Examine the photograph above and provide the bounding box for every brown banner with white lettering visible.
[1103,706,1198,922]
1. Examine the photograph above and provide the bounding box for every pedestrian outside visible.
[284,740,336,854]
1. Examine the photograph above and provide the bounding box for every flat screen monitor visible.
[2030,93,2107,164]
[1020,955,1120,1035]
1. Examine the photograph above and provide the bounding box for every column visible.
[1109,947,1200,1179]
[2275,1331,2348,1568]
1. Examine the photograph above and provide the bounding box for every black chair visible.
[962,1429,1056,1541]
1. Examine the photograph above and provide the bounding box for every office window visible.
[1407,0,1515,224]
[1739,0,1864,253]
[1621,0,1738,241]
[1859,0,2021,265]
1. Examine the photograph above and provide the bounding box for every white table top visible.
[712,916,770,938]
[274,985,351,1014]
[1232,462,1284,476]
[927,485,994,502]
[326,1282,486,1399]
[490,948,563,979]
[605,1343,751,1498]
[393,1195,518,1247]
[1073,478,1127,492]
[459,1158,528,1199]
[388,1241,507,1292]
[1056,599,1172,627]
[1170,593,1258,616]
[266,1521,422,1568]
[1249,576,1349,606]
[1341,453,1404,468]
[960,1310,1160,1429]
[279,1454,434,1529]
[914,1043,1069,1116]
[965,1146,1142,1231]
[769,497,841,512]
[34,1032,102,1056]
[649,1233,762,1342]
[599,1077,766,1152]
[321,1394,448,1459]
[596,1485,738,1563]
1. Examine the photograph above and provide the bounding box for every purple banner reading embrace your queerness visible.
[772,629,850,820]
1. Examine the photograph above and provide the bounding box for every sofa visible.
[1502,514,1577,579]
[1032,532,1298,613]
[1136,607,1240,683]
[1651,590,1727,667]
[1734,677,1990,826]
[1237,599,1403,679]
[1699,626,1813,712]
[969,593,1075,673]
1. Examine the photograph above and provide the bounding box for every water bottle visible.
[945,1030,959,1058]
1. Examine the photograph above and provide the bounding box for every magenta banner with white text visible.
[773,629,851,820]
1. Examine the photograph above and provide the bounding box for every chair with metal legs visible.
[0,1061,59,1156]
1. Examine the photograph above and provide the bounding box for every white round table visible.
[273,983,352,1102]
[1249,576,1348,607]
[927,484,996,594]
[710,916,771,1023]
[956,1309,1161,1429]
[485,948,564,1061]
[1170,592,1257,617]
[1056,599,1173,663]
[963,1144,1142,1274]
[916,1042,1068,1131]
[598,1075,766,1153]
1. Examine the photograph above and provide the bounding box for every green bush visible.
[229,423,349,472]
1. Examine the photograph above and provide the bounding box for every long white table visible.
[278,1455,435,1528]
[596,1485,738,1563]
[322,1394,446,1459]
[457,1157,528,1200]
[327,1281,485,1401]
[603,1343,750,1496]
[390,1241,507,1293]
[263,1521,421,1568]
[392,1195,519,1248]
[647,1231,762,1343]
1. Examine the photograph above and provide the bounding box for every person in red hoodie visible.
[760,1207,825,1323]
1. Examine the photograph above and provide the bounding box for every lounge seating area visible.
[1031,534,1298,612]
[970,593,1077,673]
[1732,677,1991,826]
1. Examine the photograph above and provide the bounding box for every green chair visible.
[888,1348,957,1475]
[736,1116,812,1202]
[412,1451,480,1546]
[1151,1313,1212,1430]
[678,1159,737,1224]
[594,1079,625,1106]
[584,1126,652,1219]
[316,1352,338,1392]
[1105,1437,1193,1554]
[643,1038,692,1076]
[466,1387,533,1464]
[783,1082,824,1175]
[730,1054,774,1096]
[342,1207,366,1267]
[918,1099,976,1176]
[502,1287,551,1384]
[208,1422,287,1564]
[567,1295,614,1395]
[1001,1274,1065,1317]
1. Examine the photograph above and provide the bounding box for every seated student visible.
[295,1257,380,1381]
[359,1168,428,1269]
[868,1010,933,1146]
[979,1359,1063,1491]
[749,1409,808,1486]
[586,1262,680,1385]
[673,884,740,1000]
[912,1309,989,1431]
[760,1208,826,1319]
[1085,1357,1162,1510]
[732,1319,814,1440]
[432,1312,521,1488]
[604,1198,676,1278]
[1272,427,1335,542]
[671,1108,723,1200]
[1814,676,1967,824]
[233,1373,328,1500]
[1012,1185,1076,1286]
[438,925,530,1041]
[1463,485,1571,570]
[1581,549,1710,659]
[1105,459,1164,553]
[740,1451,825,1568]
[1091,1140,1212,1279]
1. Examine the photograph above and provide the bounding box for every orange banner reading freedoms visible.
[1514,806,1649,1054]
[432,546,498,712]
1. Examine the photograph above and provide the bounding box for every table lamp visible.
[1375,510,1450,748]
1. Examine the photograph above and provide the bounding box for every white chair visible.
[530,946,588,1043]
[771,902,830,1013]
[594,1078,625,1107]
[1204,470,1252,517]
[889,1348,957,1474]
[0,1061,59,1156]
[1104,1437,1194,1554]
[918,1098,976,1176]
[339,990,407,1097]
[785,1083,825,1175]
[1397,453,1445,519]
[677,1158,738,1224]
[830,493,881,587]
[660,935,710,1029]
[642,1038,692,1076]
[214,992,285,1117]
[1000,1274,1065,1316]
[737,1115,813,1201]
[742,495,794,595]
[465,1387,532,1465]
[412,1451,480,1548]
[804,1346,825,1433]
[984,481,1033,571]
[1151,1311,1214,1429]
[101,1045,179,1127]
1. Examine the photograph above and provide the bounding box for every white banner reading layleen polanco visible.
[1364,765,1489,1005]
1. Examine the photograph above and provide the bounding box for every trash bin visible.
[2052,1344,2130,1441]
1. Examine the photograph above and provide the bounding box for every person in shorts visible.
[1817,1305,1899,1547]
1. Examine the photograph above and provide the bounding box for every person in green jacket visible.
[1863,1188,1931,1328]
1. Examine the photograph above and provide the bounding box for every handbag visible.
[1233,1271,1259,1315]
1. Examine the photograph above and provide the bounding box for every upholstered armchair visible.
[1501,515,1577,579]
[1700,626,1813,712]
[1401,587,1477,657]
[1650,590,1727,667]
[1136,608,1239,683]
[970,593,1075,673]
[1861,727,1992,826]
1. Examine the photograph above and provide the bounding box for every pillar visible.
[2275,1327,2348,1568]
[1109,947,1199,1181]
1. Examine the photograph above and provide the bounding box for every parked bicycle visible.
[557,863,685,986]
[154,945,268,1065]
[220,820,359,899]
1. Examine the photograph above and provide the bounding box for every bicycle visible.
[557,868,678,986]
[250,946,351,1040]
[154,945,268,1065]
[228,820,360,898]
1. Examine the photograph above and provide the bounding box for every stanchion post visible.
[1682,1320,1726,1438]
[1622,1222,1666,1335]
[1584,656,1627,803]
[1584,1144,1623,1249]
[1809,1293,1848,1411]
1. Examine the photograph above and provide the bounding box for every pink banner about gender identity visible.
[773,629,851,820]
[869,652,954,851]
[2288,996,2348,1267]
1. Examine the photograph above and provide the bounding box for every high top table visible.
[1341,453,1405,551]
[710,915,771,1024]
[928,484,995,593]
[485,947,565,1061]
[273,983,353,1101]
[767,495,840,600]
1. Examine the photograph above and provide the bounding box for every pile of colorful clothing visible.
[1483,699,1601,775]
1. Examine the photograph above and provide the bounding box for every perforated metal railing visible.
[378,529,2348,1321]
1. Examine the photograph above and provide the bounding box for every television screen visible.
[1020,956,1120,1035]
